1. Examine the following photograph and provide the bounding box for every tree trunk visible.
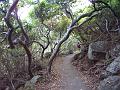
[48,27,73,73]
[19,41,33,78]
[48,10,98,73]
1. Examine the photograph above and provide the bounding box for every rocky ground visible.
[72,41,120,90]
[72,54,106,90]
[25,41,120,90]
[36,55,91,90]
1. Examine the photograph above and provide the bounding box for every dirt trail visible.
[53,54,91,90]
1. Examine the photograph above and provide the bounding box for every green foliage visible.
[46,0,76,4]
[110,0,120,16]
[1,0,120,86]
[55,16,70,32]
[30,1,60,22]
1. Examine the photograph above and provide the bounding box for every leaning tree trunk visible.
[48,10,99,73]
[48,27,73,73]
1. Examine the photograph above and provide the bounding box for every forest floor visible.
[36,54,92,90]
[72,54,107,90]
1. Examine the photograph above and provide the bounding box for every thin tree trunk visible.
[48,10,98,73]
[48,27,73,73]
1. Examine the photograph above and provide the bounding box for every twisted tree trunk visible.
[48,9,102,73]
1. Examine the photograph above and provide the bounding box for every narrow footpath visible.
[52,54,91,90]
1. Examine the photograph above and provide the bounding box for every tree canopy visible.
[0,0,120,89]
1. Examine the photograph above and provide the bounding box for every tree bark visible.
[47,1,116,73]
[4,0,19,48]
[48,27,73,73]
[19,40,33,78]
[48,10,99,73]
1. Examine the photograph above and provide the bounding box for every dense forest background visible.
[0,0,120,90]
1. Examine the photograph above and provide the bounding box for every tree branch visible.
[16,18,30,45]
[5,0,19,19]
[93,0,120,27]
[19,40,33,78]
[48,10,98,73]
[70,10,96,27]
[4,0,19,48]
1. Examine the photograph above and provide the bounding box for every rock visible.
[109,45,120,60]
[106,56,120,74]
[99,71,113,80]
[24,75,41,90]
[88,41,111,60]
[98,76,120,90]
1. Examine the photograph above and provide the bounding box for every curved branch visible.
[42,23,51,49]
[32,40,44,49]
[16,18,30,45]
[5,0,19,19]
[70,10,96,27]
[19,40,33,78]
[4,0,19,48]
[48,9,101,73]
[94,1,118,17]
[93,1,120,27]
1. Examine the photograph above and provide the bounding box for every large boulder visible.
[106,56,120,74]
[88,41,111,60]
[24,75,41,90]
[99,70,113,80]
[109,45,120,60]
[98,76,120,90]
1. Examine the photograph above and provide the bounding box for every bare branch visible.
[48,10,98,73]
[4,0,19,48]
[5,0,19,19]
[32,40,44,49]
[93,0,120,27]
[16,18,30,45]
[70,10,96,27]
